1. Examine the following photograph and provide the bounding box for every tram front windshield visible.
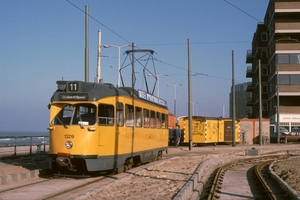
[52,104,96,126]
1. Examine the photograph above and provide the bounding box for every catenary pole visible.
[232,50,236,147]
[259,59,262,145]
[96,30,101,83]
[85,5,89,82]
[188,39,193,151]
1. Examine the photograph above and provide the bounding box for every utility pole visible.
[259,59,262,145]
[84,5,89,82]
[188,39,193,151]
[232,50,236,147]
[96,30,102,83]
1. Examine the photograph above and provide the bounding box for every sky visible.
[0,0,269,132]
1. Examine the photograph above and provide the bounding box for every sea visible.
[0,131,49,147]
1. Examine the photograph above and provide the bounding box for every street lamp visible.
[195,107,200,116]
[148,73,169,97]
[167,83,182,117]
[192,102,198,116]
[103,44,132,87]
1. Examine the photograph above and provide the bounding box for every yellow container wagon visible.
[218,118,240,143]
[180,116,219,145]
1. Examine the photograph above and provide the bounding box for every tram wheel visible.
[157,151,162,160]
[124,157,133,172]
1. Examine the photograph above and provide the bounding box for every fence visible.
[0,136,49,156]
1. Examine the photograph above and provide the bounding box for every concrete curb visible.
[269,162,300,200]
[173,155,235,200]
[0,169,49,185]
[0,170,40,185]
[172,148,261,200]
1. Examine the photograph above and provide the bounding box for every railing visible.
[0,136,49,156]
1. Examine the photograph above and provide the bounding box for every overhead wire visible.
[224,0,263,23]
[66,0,132,44]
[224,0,293,40]
[138,40,251,47]
[65,0,253,84]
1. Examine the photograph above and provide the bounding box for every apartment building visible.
[229,83,252,119]
[246,0,300,134]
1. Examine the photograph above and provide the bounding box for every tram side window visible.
[98,104,114,125]
[125,104,134,127]
[150,110,156,128]
[161,113,166,129]
[116,102,124,127]
[156,112,161,128]
[135,106,142,127]
[144,109,150,128]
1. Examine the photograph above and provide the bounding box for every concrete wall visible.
[239,118,270,144]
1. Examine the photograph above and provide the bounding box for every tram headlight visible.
[65,141,73,149]
[57,81,66,91]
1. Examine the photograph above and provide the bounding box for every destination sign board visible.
[58,93,88,101]
[138,90,167,107]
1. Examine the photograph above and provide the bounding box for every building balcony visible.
[246,50,253,63]
[259,57,268,64]
[275,22,300,31]
[246,66,253,78]
[278,64,300,71]
[246,82,255,92]
[275,2,300,11]
[280,106,300,114]
[246,97,255,106]
[275,43,300,51]
[280,85,300,93]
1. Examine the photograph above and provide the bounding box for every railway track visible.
[201,155,290,200]
[1,146,300,199]
[0,174,110,200]
[0,157,167,200]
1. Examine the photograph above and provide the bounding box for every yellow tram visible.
[47,80,169,174]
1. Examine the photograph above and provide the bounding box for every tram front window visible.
[53,104,96,126]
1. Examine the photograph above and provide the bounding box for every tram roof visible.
[50,80,167,108]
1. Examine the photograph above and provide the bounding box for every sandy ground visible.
[1,146,300,199]
[76,155,212,200]
[271,156,300,195]
[0,154,48,176]
[74,154,300,200]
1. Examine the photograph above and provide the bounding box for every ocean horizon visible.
[0,131,49,147]
[0,131,49,137]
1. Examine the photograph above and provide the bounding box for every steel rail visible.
[255,159,277,200]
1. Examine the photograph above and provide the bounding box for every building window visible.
[290,75,300,85]
[279,75,290,85]
[290,54,300,64]
[277,54,289,64]
[279,74,300,85]
[263,102,268,111]
[277,54,300,64]
[262,67,268,76]
[261,50,267,58]
[261,33,267,41]
[262,85,268,93]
